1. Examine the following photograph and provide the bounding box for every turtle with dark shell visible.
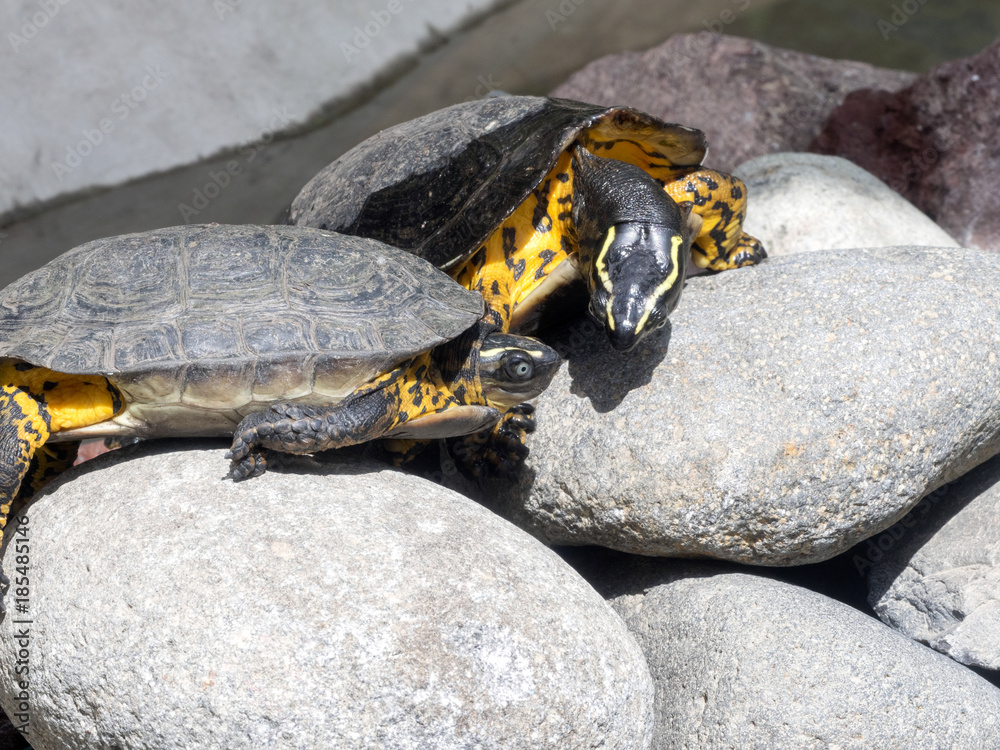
[0,224,561,609]
[288,95,767,352]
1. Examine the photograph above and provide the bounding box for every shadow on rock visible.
[540,316,670,413]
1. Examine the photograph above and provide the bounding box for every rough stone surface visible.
[0,443,653,750]
[563,551,1000,749]
[868,453,1000,670]
[811,37,1000,252]
[481,246,1000,565]
[550,32,916,173]
[733,152,959,256]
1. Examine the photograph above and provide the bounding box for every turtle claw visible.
[729,233,767,267]
[448,403,536,479]
[229,451,267,482]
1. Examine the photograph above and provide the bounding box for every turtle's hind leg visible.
[0,384,52,609]
[17,442,81,503]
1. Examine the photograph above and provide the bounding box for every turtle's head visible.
[588,220,691,352]
[572,146,697,351]
[479,333,562,410]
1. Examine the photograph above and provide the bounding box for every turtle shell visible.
[287,96,707,270]
[0,224,484,425]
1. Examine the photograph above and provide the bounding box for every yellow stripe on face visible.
[479,347,551,360]
[633,234,684,337]
[594,225,616,293]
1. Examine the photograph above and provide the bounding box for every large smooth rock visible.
[482,246,1000,565]
[868,453,1000,670]
[550,32,915,173]
[812,38,1000,252]
[734,152,959,256]
[0,443,653,749]
[564,552,1000,749]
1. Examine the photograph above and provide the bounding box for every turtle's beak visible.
[605,296,645,352]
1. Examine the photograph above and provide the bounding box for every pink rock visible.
[811,38,1000,251]
[551,32,915,173]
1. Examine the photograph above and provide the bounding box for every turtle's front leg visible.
[447,403,536,479]
[225,361,422,481]
[0,385,52,611]
[226,393,401,481]
[662,167,767,270]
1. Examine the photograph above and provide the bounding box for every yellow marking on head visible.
[594,225,616,293]
[479,346,551,360]
[633,234,684,336]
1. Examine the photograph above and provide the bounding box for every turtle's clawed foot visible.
[228,450,268,482]
[226,417,270,481]
[729,232,767,267]
[448,403,535,479]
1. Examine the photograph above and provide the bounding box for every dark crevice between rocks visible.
[555,544,876,617]
[0,709,29,750]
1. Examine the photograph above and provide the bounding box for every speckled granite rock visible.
[811,37,1000,251]
[0,443,653,750]
[867,454,1000,670]
[562,552,1000,749]
[733,153,959,256]
[480,246,1000,565]
[551,32,915,173]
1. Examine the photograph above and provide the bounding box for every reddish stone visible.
[812,38,1000,251]
[551,32,915,173]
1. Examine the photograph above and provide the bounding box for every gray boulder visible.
[868,454,1000,670]
[734,153,959,256]
[482,246,1000,565]
[0,443,653,750]
[565,553,1000,749]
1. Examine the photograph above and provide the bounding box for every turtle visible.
[287,95,767,352]
[0,224,561,609]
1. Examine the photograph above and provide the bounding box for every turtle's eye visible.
[502,352,535,381]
